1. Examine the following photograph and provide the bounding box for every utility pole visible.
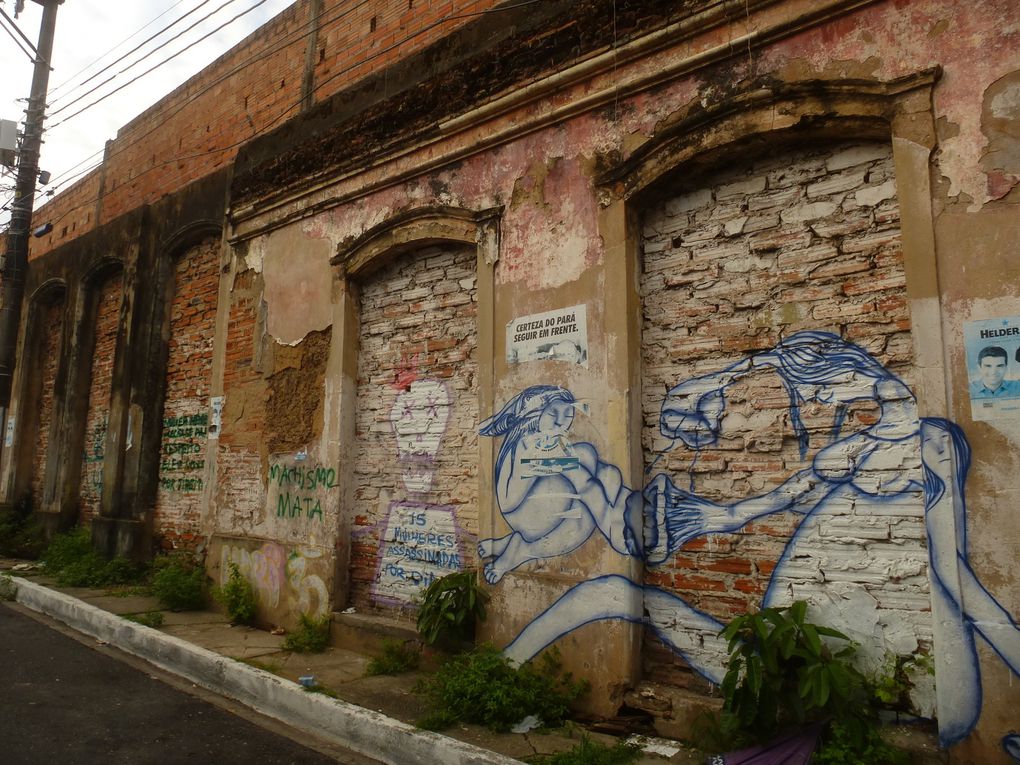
[0,1,63,435]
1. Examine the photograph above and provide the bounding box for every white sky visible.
[0,0,296,221]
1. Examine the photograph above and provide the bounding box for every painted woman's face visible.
[538,400,574,435]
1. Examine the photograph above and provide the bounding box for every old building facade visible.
[5,1,1019,760]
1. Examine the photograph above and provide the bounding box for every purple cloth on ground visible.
[705,725,822,765]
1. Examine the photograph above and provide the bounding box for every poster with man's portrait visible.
[964,316,1020,421]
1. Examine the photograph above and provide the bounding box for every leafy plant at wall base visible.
[416,569,489,647]
[872,651,933,713]
[151,553,208,611]
[213,562,257,625]
[0,497,44,559]
[529,735,641,765]
[416,644,588,732]
[366,638,421,676]
[43,528,146,587]
[814,720,908,765]
[0,574,17,601]
[712,601,907,763]
[282,612,332,653]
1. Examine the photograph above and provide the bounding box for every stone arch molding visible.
[598,68,942,203]
[332,205,503,277]
[159,219,223,262]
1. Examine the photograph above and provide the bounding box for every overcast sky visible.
[0,0,296,219]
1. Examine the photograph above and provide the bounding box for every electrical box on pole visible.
[0,120,17,168]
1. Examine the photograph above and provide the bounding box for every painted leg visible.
[503,575,644,664]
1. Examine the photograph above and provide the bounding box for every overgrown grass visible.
[416,644,588,732]
[213,562,257,625]
[365,638,421,676]
[529,736,641,765]
[43,528,145,587]
[282,612,332,653]
[151,554,208,611]
[123,610,165,628]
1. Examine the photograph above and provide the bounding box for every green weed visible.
[416,569,488,647]
[43,528,145,587]
[282,612,332,653]
[365,638,421,676]
[416,644,588,732]
[0,498,44,559]
[123,610,165,628]
[213,562,258,624]
[151,554,208,611]
[303,684,339,699]
[529,735,641,765]
[0,574,17,601]
[703,601,908,764]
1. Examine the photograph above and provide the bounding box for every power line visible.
[0,9,36,62]
[45,0,376,186]
[39,0,546,232]
[50,0,248,116]
[47,0,191,98]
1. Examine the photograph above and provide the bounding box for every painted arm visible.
[644,467,835,557]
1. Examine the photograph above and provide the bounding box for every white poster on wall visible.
[964,316,1020,421]
[506,304,588,367]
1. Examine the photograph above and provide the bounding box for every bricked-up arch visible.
[78,261,125,526]
[594,72,945,702]
[153,236,220,550]
[638,138,920,687]
[12,281,68,513]
[333,207,500,616]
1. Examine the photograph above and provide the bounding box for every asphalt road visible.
[0,602,372,764]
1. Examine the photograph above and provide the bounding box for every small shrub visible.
[0,574,17,601]
[0,498,44,559]
[282,612,332,653]
[708,601,908,764]
[124,611,165,628]
[43,528,144,587]
[151,554,208,611]
[416,644,588,732]
[213,562,257,624]
[366,639,421,676]
[416,569,489,647]
[531,735,641,765]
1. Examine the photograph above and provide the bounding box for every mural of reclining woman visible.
[490,332,1020,754]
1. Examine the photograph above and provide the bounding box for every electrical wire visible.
[0,9,36,63]
[43,0,376,187]
[47,0,191,97]
[38,0,549,232]
[49,0,252,117]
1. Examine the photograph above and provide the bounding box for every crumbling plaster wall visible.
[221,0,1020,749]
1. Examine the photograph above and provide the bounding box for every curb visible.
[14,578,521,765]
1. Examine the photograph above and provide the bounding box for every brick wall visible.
[30,0,500,259]
[154,238,220,549]
[639,141,921,683]
[350,244,479,613]
[29,299,64,504]
[79,272,123,524]
[214,268,267,529]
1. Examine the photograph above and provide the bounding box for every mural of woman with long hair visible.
[484,332,1020,753]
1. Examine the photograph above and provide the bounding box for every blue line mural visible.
[479,332,1020,755]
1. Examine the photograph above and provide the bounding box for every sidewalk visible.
[0,559,700,765]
